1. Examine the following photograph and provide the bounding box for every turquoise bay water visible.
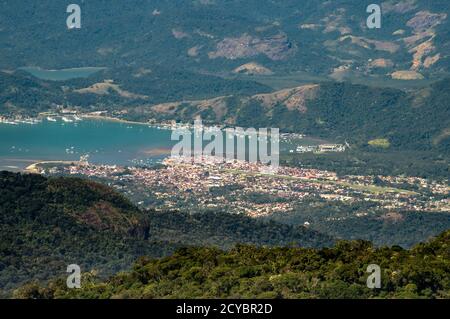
[0,119,306,171]
[19,67,106,81]
[0,119,174,170]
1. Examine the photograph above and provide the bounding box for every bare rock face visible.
[391,70,424,80]
[338,36,400,54]
[382,0,417,14]
[172,28,189,39]
[251,84,319,113]
[423,53,440,68]
[406,11,447,33]
[233,62,273,75]
[403,11,446,71]
[209,33,295,61]
[146,84,318,123]
[188,46,202,57]
[368,58,394,69]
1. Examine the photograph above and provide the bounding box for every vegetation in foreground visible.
[0,171,332,295]
[14,230,450,299]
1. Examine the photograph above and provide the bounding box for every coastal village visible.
[34,155,450,219]
[4,108,450,221]
[1,109,350,156]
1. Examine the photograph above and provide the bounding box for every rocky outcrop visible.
[233,62,273,75]
[391,70,424,80]
[209,33,295,61]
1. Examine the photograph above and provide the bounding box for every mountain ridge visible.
[0,171,333,294]
[1,69,448,153]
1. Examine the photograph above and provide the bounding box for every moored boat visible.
[62,116,74,123]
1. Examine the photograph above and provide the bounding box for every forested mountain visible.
[0,171,333,295]
[1,0,450,80]
[127,77,450,152]
[0,171,159,293]
[0,68,271,114]
[3,69,448,153]
[267,201,450,248]
[14,230,450,299]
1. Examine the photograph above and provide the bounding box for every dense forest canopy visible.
[0,171,332,295]
[14,230,450,299]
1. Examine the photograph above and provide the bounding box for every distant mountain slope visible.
[17,230,450,299]
[0,67,271,114]
[147,210,333,249]
[1,0,449,81]
[0,71,64,113]
[0,171,332,293]
[127,78,450,152]
[2,69,448,153]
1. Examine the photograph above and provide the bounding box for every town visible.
[34,155,450,219]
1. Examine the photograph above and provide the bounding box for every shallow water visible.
[18,67,106,81]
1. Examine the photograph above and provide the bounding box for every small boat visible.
[73,115,82,121]
[62,117,74,123]
[3,120,18,125]
[47,117,57,122]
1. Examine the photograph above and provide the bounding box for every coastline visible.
[25,160,81,173]
[80,114,154,127]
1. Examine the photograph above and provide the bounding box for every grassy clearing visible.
[368,138,391,149]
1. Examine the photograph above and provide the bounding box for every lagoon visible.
[19,67,106,81]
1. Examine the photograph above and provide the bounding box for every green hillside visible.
[15,230,450,299]
[2,70,449,154]
[0,68,271,114]
[125,78,450,153]
[0,171,332,294]
[0,171,159,293]
[1,1,450,79]
[1,0,450,114]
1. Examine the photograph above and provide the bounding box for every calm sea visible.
[0,119,174,170]
[0,118,317,171]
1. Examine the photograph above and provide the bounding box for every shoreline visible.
[80,114,154,127]
[2,113,305,139]
[25,160,82,173]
